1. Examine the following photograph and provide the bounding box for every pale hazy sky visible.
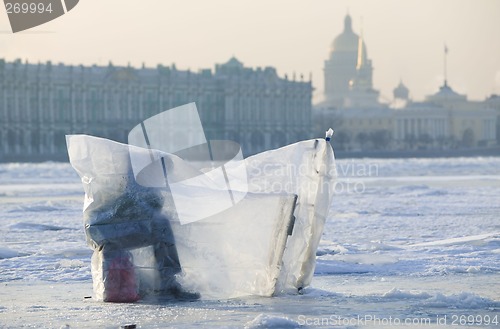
[1,0,499,103]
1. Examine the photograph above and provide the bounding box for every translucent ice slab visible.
[67,130,335,300]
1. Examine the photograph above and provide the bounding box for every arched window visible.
[54,130,67,153]
[225,131,240,143]
[462,128,474,147]
[31,130,40,154]
[251,131,265,153]
[7,129,17,153]
[271,131,286,148]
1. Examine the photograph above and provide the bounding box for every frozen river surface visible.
[0,157,499,328]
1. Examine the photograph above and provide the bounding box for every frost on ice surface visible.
[245,313,301,329]
[0,247,24,259]
[9,222,73,231]
[420,291,500,309]
[382,288,432,299]
[380,289,500,309]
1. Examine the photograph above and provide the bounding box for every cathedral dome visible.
[324,14,376,107]
[329,15,359,54]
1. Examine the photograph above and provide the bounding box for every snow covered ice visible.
[1,156,499,328]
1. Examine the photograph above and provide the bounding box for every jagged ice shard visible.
[66,103,336,301]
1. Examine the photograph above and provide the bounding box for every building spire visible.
[444,43,448,87]
[356,17,364,70]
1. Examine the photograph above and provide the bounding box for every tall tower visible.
[323,14,376,107]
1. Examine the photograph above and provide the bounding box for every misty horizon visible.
[1,0,499,103]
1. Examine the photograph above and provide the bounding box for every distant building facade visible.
[0,57,312,161]
[315,15,498,152]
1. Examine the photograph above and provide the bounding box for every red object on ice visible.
[104,253,140,303]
